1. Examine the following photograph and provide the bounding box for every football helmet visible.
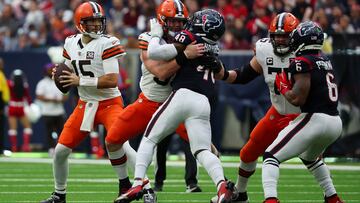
[157,0,189,37]
[74,1,106,39]
[269,12,299,55]
[184,9,225,45]
[289,21,324,56]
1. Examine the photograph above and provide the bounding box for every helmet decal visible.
[202,14,223,33]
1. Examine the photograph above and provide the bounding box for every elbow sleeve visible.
[148,38,178,60]
[233,63,260,84]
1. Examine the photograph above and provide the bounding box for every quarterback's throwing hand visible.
[275,71,292,95]
[150,18,163,38]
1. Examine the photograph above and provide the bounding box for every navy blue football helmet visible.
[289,21,324,56]
[184,9,225,45]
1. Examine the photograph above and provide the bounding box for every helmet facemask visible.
[270,31,291,55]
[79,16,106,39]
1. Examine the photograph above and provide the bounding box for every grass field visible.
[0,158,359,203]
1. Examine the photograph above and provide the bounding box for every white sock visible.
[108,147,128,179]
[262,157,280,199]
[53,144,72,194]
[196,150,224,186]
[134,137,156,184]
[236,160,257,192]
[123,141,152,189]
[305,159,336,197]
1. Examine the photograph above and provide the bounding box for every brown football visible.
[54,63,72,94]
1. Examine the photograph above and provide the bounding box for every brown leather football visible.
[54,63,72,94]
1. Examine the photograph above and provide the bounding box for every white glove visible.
[150,18,163,38]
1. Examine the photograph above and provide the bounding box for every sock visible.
[303,158,337,197]
[134,137,156,185]
[108,147,128,179]
[196,150,224,186]
[123,141,152,189]
[53,144,72,194]
[23,128,32,145]
[262,154,280,199]
[8,130,17,152]
[236,160,257,192]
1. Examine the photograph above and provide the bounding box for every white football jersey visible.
[138,32,172,103]
[63,34,125,101]
[255,38,300,115]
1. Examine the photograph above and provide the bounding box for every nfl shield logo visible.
[86,51,95,59]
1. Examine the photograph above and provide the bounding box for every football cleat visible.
[217,181,235,203]
[185,184,202,193]
[118,178,132,197]
[143,188,157,203]
[210,189,248,203]
[113,179,149,203]
[263,197,280,203]
[40,192,66,203]
[231,191,249,203]
[324,194,344,203]
[153,182,163,192]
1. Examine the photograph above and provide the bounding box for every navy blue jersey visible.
[289,54,339,115]
[171,30,218,104]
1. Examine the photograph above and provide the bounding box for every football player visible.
[105,0,204,202]
[212,12,300,203]
[40,2,125,203]
[262,21,344,203]
[115,9,234,203]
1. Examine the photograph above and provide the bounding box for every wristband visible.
[222,70,229,81]
[175,51,187,66]
[79,77,98,87]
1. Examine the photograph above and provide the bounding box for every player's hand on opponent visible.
[150,18,163,38]
[184,41,205,59]
[275,71,292,95]
[59,70,80,87]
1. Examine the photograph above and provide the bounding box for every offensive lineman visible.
[40,2,125,203]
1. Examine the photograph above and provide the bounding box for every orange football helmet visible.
[157,0,189,36]
[269,12,299,55]
[74,1,106,39]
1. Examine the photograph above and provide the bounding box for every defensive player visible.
[104,0,204,202]
[115,9,234,203]
[40,2,125,203]
[212,12,300,203]
[262,21,344,203]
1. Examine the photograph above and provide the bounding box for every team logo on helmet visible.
[202,14,223,33]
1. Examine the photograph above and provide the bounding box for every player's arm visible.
[282,73,310,106]
[216,56,262,83]
[275,59,311,106]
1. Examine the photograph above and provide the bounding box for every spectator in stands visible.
[291,0,313,21]
[36,63,67,157]
[108,0,127,33]
[184,0,200,15]
[349,4,360,32]
[7,69,32,152]
[0,58,10,154]
[246,1,272,44]
[0,4,21,51]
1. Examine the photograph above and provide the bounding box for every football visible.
[54,63,72,93]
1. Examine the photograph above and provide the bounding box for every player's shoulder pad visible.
[290,56,313,74]
[138,32,151,50]
[174,30,195,45]
[101,35,126,60]
[255,38,272,59]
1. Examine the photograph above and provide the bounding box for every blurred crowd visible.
[0,0,360,51]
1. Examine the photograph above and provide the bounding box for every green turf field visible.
[0,158,359,203]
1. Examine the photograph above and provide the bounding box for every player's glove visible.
[150,18,163,38]
[201,55,224,73]
[275,71,292,95]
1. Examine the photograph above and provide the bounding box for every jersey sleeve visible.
[254,38,270,63]
[138,32,151,50]
[174,30,196,46]
[102,36,126,60]
[289,56,313,75]
[63,37,71,60]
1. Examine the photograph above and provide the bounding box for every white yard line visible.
[1,157,360,171]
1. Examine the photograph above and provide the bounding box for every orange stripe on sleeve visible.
[63,49,70,60]
[102,45,125,60]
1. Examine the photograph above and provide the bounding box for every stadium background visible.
[1,0,360,157]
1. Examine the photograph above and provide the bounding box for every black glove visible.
[200,55,224,73]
